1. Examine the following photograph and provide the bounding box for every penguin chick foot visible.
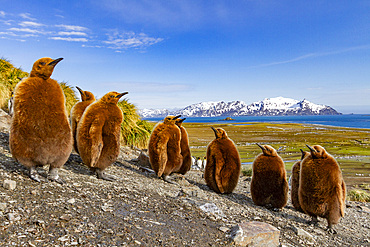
[308,216,319,226]
[29,167,47,182]
[271,207,282,212]
[96,169,116,181]
[48,168,65,184]
[326,226,337,234]
[161,175,177,185]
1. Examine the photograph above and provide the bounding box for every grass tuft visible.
[117,99,151,149]
[347,189,370,202]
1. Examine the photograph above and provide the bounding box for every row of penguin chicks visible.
[8,57,345,235]
[147,115,346,234]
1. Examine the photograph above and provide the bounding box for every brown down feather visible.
[250,144,288,209]
[204,127,241,194]
[175,118,191,175]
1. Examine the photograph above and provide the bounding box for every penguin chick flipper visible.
[214,158,226,193]
[48,167,65,184]
[89,119,104,167]
[96,169,116,181]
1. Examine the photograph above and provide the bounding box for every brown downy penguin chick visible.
[148,115,183,182]
[70,86,96,153]
[77,91,127,181]
[291,149,309,212]
[251,144,289,209]
[9,57,72,183]
[204,127,241,194]
[299,145,346,234]
[175,118,191,175]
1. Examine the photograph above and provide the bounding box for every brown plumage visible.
[251,144,288,209]
[76,91,127,181]
[9,57,72,183]
[70,87,96,153]
[175,118,191,175]
[204,127,241,194]
[291,149,309,212]
[148,115,183,181]
[299,145,346,233]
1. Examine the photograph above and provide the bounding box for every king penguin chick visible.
[175,118,191,175]
[291,149,309,212]
[9,57,72,183]
[299,145,346,234]
[251,144,288,209]
[148,115,183,182]
[204,127,241,194]
[77,91,127,181]
[70,86,96,153]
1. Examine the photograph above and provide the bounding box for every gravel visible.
[0,125,369,246]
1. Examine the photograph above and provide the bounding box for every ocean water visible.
[144,114,370,129]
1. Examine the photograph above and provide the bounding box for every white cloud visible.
[49,36,88,42]
[249,45,370,69]
[19,13,36,20]
[57,31,87,36]
[19,21,44,27]
[56,24,88,31]
[0,11,5,17]
[103,31,163,50]
[8,27,42,33]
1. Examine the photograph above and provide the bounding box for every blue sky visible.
[0,1,369,113]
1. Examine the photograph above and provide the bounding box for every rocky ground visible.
[0,111,369,246]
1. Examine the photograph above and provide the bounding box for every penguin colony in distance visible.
[290,149,309,212]
[77,91,128,181]
[175,118,191,175]
[251,144,288,209]
[148,115,183,181]
[204,127,241,194]
[299,144,346,233]
[9,57,72,183]
[70,86,96,153]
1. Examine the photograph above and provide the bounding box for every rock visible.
[0,202,6,211]
[199,203,225,220]
[138,151,151,168]
[67,198,76,204]
[230,221,280,247]
[219,227,229,233]
[7,213,19,221]
[3,179,16,190]
[59,214,72,221]
[295,228,315,242]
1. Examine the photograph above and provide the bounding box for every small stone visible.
[30,190,37,195]
[0,203,7,211]
[7,213,16,221]
[199,203,225,220]
[134,240,141,245]
[3,179,16,190]
[219,227,229,233]
[297,228,315,242]
[67,198,76,204]
[58,235,69,242]
[230,221,280,247]
[59,214,72,221]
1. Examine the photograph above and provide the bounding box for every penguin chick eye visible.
[40,62,46,66]
[110,95,114,98]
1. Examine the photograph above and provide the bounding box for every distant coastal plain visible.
[148,121,370,188]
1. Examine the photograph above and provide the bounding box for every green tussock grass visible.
[0,58,29,111]
[347,189,370,202]
[117,99,151,149]
[241,167,252,177]
[59,82,78,117]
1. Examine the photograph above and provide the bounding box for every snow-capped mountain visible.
[139,97,341,118]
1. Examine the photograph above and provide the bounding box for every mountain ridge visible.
[139,97,341,118]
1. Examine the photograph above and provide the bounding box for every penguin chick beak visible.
[179,118,186,123]
[76,86,84,96]
[211,126,218,135]
[173,115,182,120]
[306,144,316,153]
[115,92,129,99]
[256,143,266,151]
[48,58,63,67]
